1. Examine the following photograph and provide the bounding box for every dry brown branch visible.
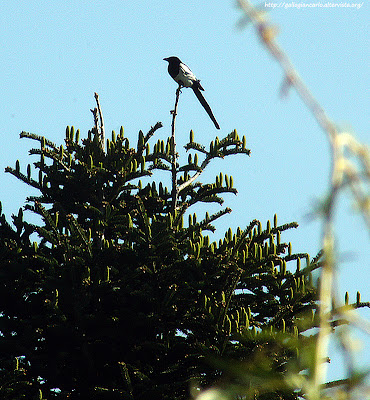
[235,1,369,399]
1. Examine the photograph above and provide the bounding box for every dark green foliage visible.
[1,122,321,399]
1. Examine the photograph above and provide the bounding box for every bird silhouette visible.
[164,56,220,129]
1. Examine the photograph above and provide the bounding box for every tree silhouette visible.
[0,96,323,399]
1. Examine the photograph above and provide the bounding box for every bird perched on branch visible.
[163,56,220,130]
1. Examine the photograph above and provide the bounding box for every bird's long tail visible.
[192,87,220,130]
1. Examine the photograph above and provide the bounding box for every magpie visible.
[164,56,220,129]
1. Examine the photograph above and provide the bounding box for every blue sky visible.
[0,0,368,385]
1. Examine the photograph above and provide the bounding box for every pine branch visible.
[20,131,58,151]
[272,222,299,233]
[147,161,171,171]
[199,207,232,230]
[4,166,41,191]
[184,141,208,154]
[28,147,72,173]
[179,132,250,194]
[34,201,61,244]
[66,213,92,257]
[233,219,259,252]
[144,121,163,143]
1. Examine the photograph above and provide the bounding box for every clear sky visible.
[0,0,368,385]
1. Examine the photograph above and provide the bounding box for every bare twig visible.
[94,92,105,152]
[170,84,182,214]
[177,156,211,193]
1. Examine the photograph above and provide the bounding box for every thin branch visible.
[238,0,337,141]
[94,92,105,152]
[177,155,211,193]
[170,84,182,214]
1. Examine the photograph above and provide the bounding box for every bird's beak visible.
[163,57,168,61]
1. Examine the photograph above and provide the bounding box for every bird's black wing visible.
[177,62,198,88]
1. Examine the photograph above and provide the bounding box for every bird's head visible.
[163,56,181,65]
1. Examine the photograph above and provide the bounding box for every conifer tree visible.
[0,95,327,400]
